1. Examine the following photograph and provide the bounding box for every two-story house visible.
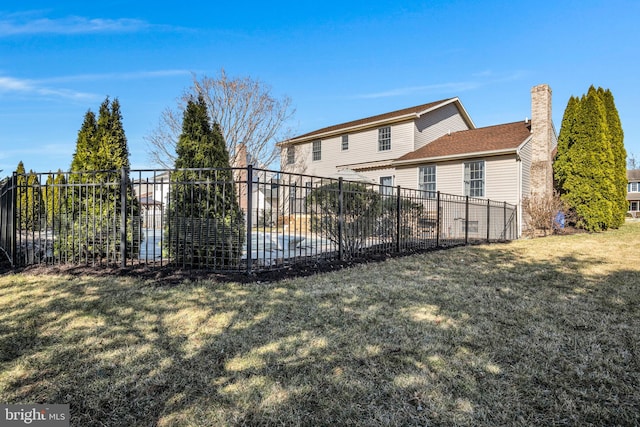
[280,84,557,235]
[628,169,640,218]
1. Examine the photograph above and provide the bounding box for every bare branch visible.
[146,69,296,169]
[628,152,639,170]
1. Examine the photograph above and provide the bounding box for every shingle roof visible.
[628,169,640,181]
[288,98,457,142]
[396,121,532,162]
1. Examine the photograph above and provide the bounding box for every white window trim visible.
[312,140,321,161]
[379,176,394,196]
[463,160,485,198]
[419,165,436,198]
[286,146,295,165]
[341,135,349,151]
[378,126,391,151]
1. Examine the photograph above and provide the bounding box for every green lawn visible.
[1,223,639,426]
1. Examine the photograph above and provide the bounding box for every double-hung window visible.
[379,176,394,196]
[286,146,295,165]
[378,126,391,151]
[629,182,639,192]
[419,165,436,198]
[312,140,321,161]
[341,135,349,151]
[464,161,485,197]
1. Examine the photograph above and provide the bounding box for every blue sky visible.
[1,0,639,174]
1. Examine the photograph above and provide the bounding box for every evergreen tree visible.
[598,88,627,226]
[15,162,44,231]
[167,95,244,267]
[553,96,579,192]
[554,86,625,231]
[45,170,67,228]
[63,97,140,261]
[70,110,97,173]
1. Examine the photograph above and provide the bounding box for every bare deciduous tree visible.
[146,69,295,169]
[628,152,638,170]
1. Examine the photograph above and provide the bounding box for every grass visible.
[1,223,639,426]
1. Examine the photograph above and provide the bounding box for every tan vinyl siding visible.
[431,161,462,195]
[414,103,471,151]
[343,121,415,166]
[366,168,397,187]
[485,154,519,205]
[288,120,416,176]
[519,139,532,197]
[394,166,419,190]
[397,155,519,205]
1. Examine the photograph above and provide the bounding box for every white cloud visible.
[0,75,96,100]
[354,81,481,99]
[0,14,151,36]
[39,70,192,84]
[353,71,529,99]
[0,70,190,100]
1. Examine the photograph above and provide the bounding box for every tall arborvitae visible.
[94,98,130,171]
[598,88,627,226]
[45,170,67,228]
[554,86,624,231]
[16,161,28,230]
[64,97,140,261]
[168,95,244,267]
[15,161,44,231]
[554,96,579,193]
[70,110,97,173]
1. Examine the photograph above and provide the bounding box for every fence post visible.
[514,205,518,240]
[465,196,469,245]
[435,191,440,247]
[395,185,401,253]
[338,177,344,261]
[246,165,253,274]
[487,199,491,243]
[11,172,17,267]
[503,201,507,240]
[120,167,127,268]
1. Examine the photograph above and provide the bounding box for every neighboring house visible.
[279,84,557,236]
[132,167,278,228]
[628,169,640,218]
[138,196,163,229]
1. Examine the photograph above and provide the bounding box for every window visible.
[287,146,295,165]
[378,126,391,151]
[463,221,479,233]
[380,176,393,196]
[629,182,639,193]
[631,201,639,211]
[464,161,485,197]
[312,140,321,161]
[341,135,349,151]
[419,165,436,198]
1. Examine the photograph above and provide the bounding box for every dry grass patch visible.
[1,223,639,426]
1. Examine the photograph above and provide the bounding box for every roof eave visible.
[279,98,471,146]
[392,147,520,166]
[280,113,420,146]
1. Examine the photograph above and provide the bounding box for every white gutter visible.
[392,147,519,167]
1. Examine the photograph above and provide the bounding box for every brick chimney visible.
[529,84,553,197]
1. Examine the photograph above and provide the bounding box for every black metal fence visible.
[0,167,518,273]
